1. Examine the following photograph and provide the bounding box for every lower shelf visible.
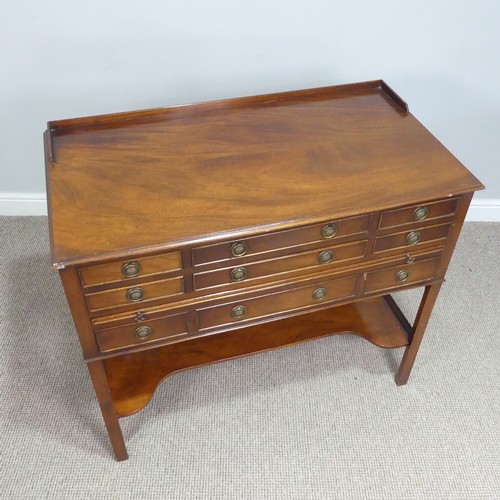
[103,295,410,417]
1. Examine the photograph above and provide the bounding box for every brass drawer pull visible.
[413,206,428,221]
[121,261,141,278]
[321,223,337,239]
[230,267,247,282]
[312,287,327,301]
[126,287,145,302]
[318,250,334,264]
[231,242,248,257]
[396,270,409,282]
[135,326,152,339]
[406,231,421,245]
[231,305,247,319]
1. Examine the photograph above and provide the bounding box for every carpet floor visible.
[1,217,499,499]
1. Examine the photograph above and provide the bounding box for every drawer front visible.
[379,198,459,229]
[194,240,367,290]
[85,276,184,312]
[374,223,451,254]
[192,215,371,266]
[364,258,440,294]
[95,313,188,352]
[79,251,182,288]
[197,275,358,330]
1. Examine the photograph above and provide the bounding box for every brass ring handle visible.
[231,305,247,319]
[318,250,334,264]
[135,326,152,339]
[312,287,327,301]
[126,287,145,302]
[406,231,421,245]
[396,270,409,282]
[121,261,141,278]
[413,206,428,221]
[321,223,337,239]
[231,242,248,257]
[230,267,248,282]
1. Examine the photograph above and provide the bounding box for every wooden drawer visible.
[194,240,367,290]
[374,223,451,254]
[95,313,188,352]
[364,258,440,294]
[79,251,182,288]
[192,215,371,266]
[197,275,358,330]
[379,198,459,229]
[85,276,184,313]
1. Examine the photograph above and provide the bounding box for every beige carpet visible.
[1,217,499,499]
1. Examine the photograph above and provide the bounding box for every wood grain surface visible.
[46,82,484,460]
[45,81,483,268]
[104,295,410,417]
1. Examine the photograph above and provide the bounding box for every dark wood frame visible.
[47,82,482,460]
[57,192,472,461]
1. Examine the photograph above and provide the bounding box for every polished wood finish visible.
[95,313,188,352]
[192,215,371,266]
[379,197,459,229]
[396,192,474,384]
[79,251,181,288]
[396,284,442,385]
[197,275,357,331]
[59,267,101,359]
[104,296,410,418]
[46,80,482,269]
[85,276,184,312]
[87,360,128,461]
[364,257,440,294]
[45,81,483,460]
[194,240,367,290]
[374,223,451,253]
[87,247,441,335]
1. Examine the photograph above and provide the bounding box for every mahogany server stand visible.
[45,80,483,460]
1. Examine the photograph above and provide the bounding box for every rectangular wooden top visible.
[45,80,483,268]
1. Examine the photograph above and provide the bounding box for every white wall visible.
[1,0,499,217]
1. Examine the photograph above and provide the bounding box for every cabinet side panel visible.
[435,192,474,279]
[59,268,100,358]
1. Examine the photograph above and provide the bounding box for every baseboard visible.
[1,193,500,221]
[0,193,48,216]
[465,198,500,222]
